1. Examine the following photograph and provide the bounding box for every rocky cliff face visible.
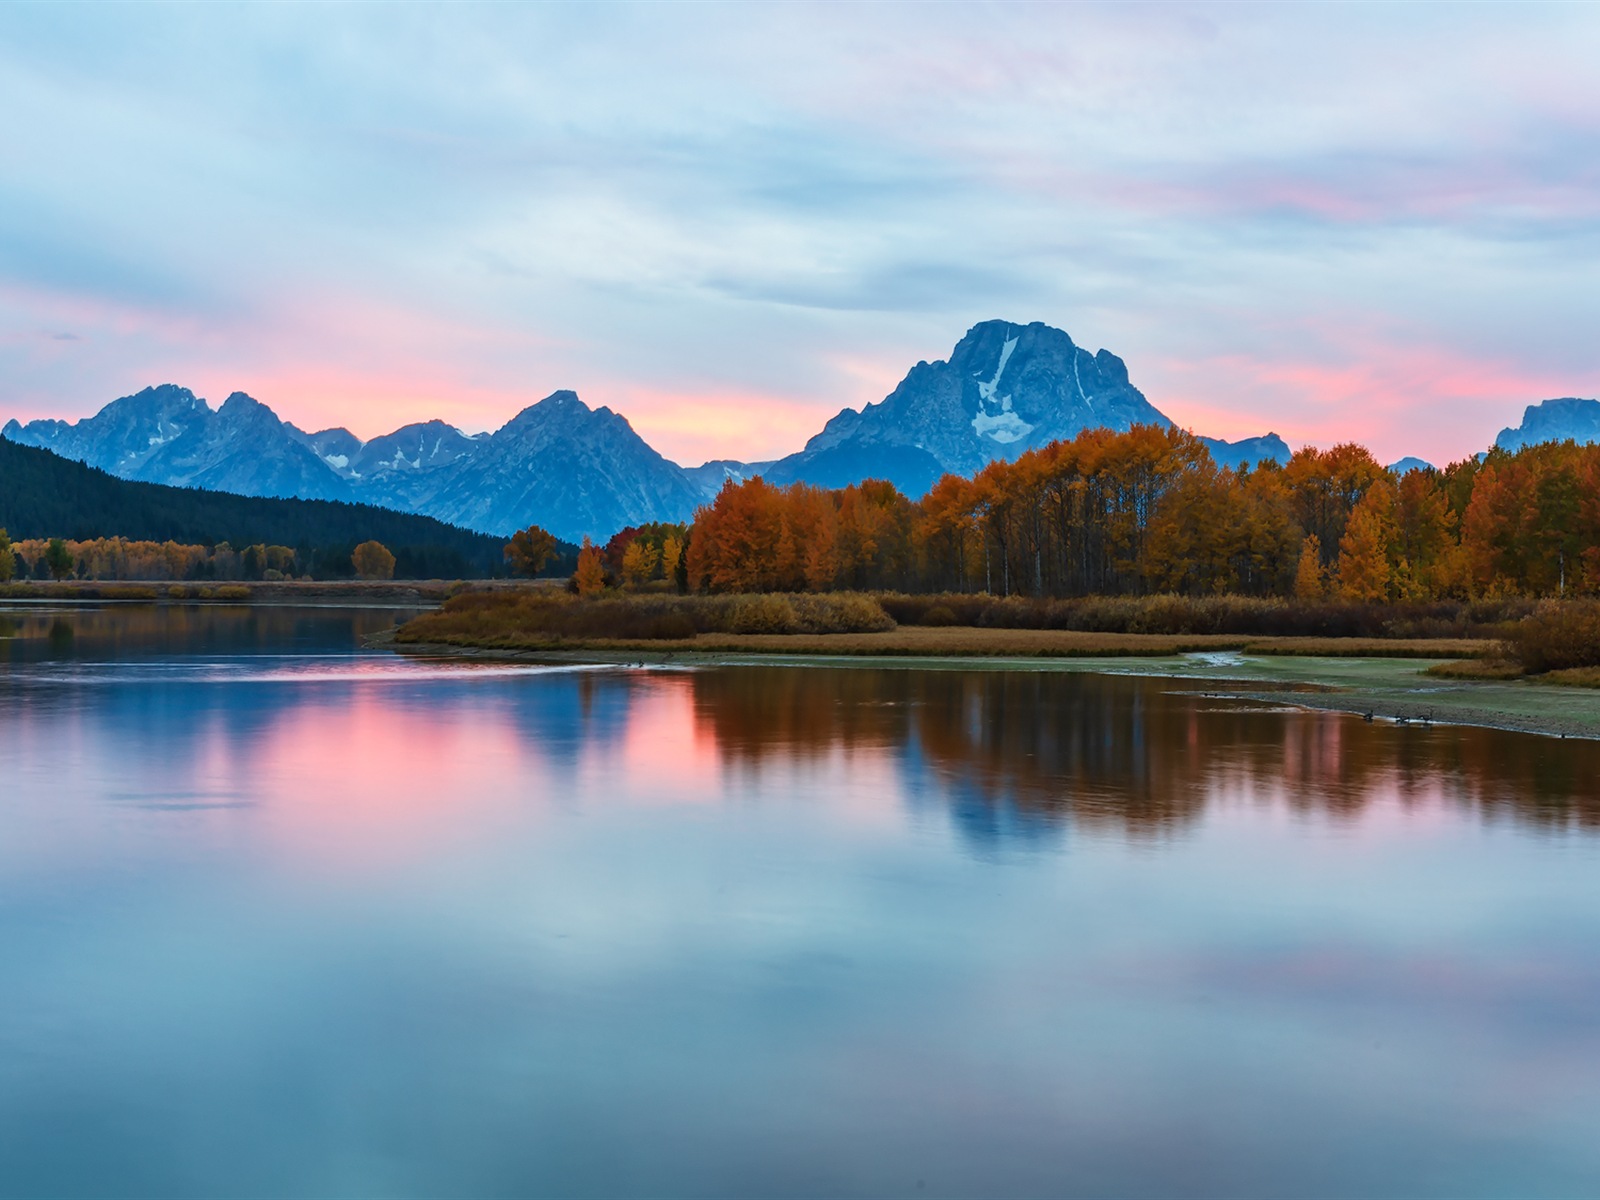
[1495,398,1600,452]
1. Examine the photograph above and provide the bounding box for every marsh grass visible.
[397,591,1498,660]
[399,589,897,646]
[0,583,160,601]
[879,592,1530,639]
[1425,658,1526,680]
[402,588,1515,654]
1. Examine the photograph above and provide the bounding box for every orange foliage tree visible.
[671,428,1600,602]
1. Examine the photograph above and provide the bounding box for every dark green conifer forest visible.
[0,437,515,579]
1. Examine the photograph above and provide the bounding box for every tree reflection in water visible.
[689,666,1600,841]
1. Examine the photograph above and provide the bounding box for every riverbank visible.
[378,629,1600,740]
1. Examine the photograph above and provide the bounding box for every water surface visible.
[3,604,1599,1198]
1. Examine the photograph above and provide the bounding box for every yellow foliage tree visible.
[1294,535,1325,599]
[574,537,606,595]
[621,538,660,587]
[352,541,396,581]
[1336,487,1398,602]
[660,534,684,583]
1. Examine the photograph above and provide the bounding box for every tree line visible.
[0,533,407,583]
[558,426,1600,601]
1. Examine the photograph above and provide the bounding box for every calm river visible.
[3,604,1599,1199]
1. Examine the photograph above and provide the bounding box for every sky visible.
[1,2,1598,469]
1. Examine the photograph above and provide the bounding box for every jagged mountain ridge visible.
[3,319,1305,540]
[0,384,351,502]
[1495,398,1600,453]
[418,391,704,542]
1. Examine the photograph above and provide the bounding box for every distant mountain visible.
[3,385,683,541]
[1200,433,1291,470]
[1495,398,1600,452]
[340,420,486,511]
[4,384,212,478]
[4,385,350,502]
[761,320,1172,496]
[418,391,705,543]
[287,425,363,472]
[682,458,776,502]
[0,437,515,578]
[1388,456,1434,475]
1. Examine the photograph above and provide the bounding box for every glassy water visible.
[3,604,1599,1199]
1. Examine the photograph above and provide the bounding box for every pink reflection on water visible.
[240,687,541,870]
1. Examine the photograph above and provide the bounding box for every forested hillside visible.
[0,437,511,578]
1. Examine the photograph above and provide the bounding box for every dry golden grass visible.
[1245,637,1496,659]
[1535,666,1600,688]
[1425,658,1526,680]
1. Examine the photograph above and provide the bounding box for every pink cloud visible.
[1150,343,1588,465]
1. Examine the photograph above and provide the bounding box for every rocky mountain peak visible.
[1495,397,1600,452]
[767,318,1173,496]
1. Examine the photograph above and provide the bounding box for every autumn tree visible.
[1294,535,1325,599]
[621,538,661,587]
[0,528,14,584]
[1336,482,1399,602]
[352,540,397,580]
[505,525,559,577]
[574,537,607,595]
[660,534,685,590]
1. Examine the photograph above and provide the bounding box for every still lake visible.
[3,603,1599,1199]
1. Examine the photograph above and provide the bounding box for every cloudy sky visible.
[2,3,1597,467]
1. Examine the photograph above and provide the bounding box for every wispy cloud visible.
[0,2,1596,466]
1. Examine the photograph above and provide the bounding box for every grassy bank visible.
[394,589,1495,660]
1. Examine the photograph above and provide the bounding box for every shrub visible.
[725,595,797,634]
[920,604,957,627]
[1506,601,1600,674]
[645,612,697,640]
[789,593,896,634]
[212,585,252,602]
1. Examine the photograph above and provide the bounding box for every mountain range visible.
[7,319,1587,542]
